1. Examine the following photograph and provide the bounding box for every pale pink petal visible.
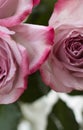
[40,53,83,92]
[40,60,73,93]
[0,26,15,35]
[0,88,25,104]
[49,0,83,28]
[0,0,40,27]
[0,0,18,19]
[10,24,54,74]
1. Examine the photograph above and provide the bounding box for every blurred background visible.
[1,0,83,130]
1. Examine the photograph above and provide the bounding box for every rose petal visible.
[49,0,83,28]
[0,0,18,18]
[0,0,40,27]
[40,60,73,92]
[10,24,54,74]
[40,52,83,92]
[0,26,15,35]
[0,88,24,104]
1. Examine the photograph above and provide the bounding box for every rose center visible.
[65,35,83,58]
[71,42,81,51]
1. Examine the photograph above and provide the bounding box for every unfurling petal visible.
[49,0,83,28]
[40,60,73,93]
[10,24,54,74]
[0,0,40,27]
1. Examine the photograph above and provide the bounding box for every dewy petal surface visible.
[49,0,83,28]
[0,0,40,27]
[10,24,54,74]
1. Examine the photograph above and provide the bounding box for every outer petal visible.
[49,0,83,28]
[0,88,25,104]
[10,24,54,74]
[0,0,40,27]
[40,60,73,93]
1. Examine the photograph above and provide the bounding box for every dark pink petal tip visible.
[30,49,51,74]
[29,27,54,74]
[0,0,40,27]
[33,0,40,6]
[47,27,55,45]
[54,0,68,12]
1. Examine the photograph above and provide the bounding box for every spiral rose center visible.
[70,42,81,52]
[65,34,83,59]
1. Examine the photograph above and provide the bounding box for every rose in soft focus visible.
[40,0,83,92]
[0,0,54,104]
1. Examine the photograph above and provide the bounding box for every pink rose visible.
[0,0,54,104]
[40,0,83,92]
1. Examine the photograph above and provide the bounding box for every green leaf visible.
[0,103,21,130]
[20,71,50,103]
[27,0,57,25]
[47,99,79,130]
[69,90,83,96]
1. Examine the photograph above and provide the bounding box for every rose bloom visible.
[0,0,54,104]
[40,0,83,92]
